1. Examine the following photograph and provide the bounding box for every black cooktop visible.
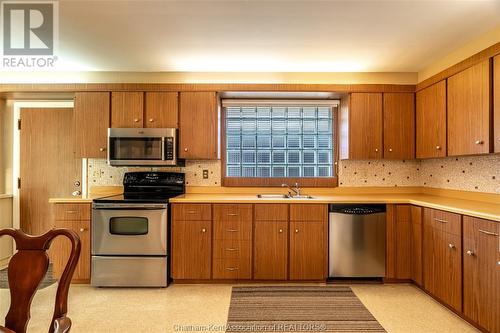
[93,172,185,204]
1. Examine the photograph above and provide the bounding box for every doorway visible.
[13,101,81,235]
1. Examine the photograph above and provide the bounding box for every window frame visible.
[221,102,339,187]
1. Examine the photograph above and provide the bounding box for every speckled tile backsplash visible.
[87,154,500,194]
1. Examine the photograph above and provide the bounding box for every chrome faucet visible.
[282,182,301,197]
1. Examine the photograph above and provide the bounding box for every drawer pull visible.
[448,243,455,249]
[434,218,448,224]
[187,210,196,214]
[225,248,238,251]
[475,140,484,145]
[466,250,475,256]
[79,228,88,232]
[66,210,77,214]
[227,213,238,216]
[478,229,499,236]
[227,229,238,232]
[225,267,239,271]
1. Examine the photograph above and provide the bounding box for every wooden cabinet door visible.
[289,221,326,280]
[74,92,110,158]
[494,55,500,153]
[111,92,144,128]
[53,220,90,282]
[171,219,211,279]
[145,92,178,128]
[447,60,492,156]
[383,93,415,159]
[348,93,383,159]
[386,204,412,280]
[179,92,218,159]
[423,208,462,312]
[254,221,288,280]
[463,216,500,333]
[416,81,447,159]
[410,206,423,286]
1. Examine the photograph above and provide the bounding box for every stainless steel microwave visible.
[107,128,177,166]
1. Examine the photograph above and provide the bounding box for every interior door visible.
[20,107,81,235]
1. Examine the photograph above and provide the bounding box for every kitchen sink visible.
[256,194,314,199]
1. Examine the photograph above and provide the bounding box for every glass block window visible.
[224,103,335,178]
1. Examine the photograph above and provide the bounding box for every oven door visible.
[92,203,167,256]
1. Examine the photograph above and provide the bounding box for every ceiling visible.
[50,1,500,72]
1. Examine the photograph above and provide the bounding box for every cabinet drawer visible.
[172,204,211,221]
[214,240,251,259]
[424,208,461,236]
[213,204,252,222]
[213,258,251,279]
[290,204,327,221]
[54,203,91,221]
[255,204,288,221]
[214,220,252,240]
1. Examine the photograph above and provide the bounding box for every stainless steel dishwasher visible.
[329,204,386,278]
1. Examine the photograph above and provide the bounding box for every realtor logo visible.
[1,0,58,68]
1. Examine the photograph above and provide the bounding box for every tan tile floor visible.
[0,283,479,333]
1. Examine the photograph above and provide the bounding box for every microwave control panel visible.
[165,137,174,160]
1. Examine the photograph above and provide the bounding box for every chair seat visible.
[0,326,15,333]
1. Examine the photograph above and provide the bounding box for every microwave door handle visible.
[161,137,165,160]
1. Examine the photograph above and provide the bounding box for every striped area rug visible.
[227,286,386,332]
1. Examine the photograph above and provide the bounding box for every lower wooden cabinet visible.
[410,206,423,286]
[463,216,500,333]
[423,208,462,312]
[289,220,327,280]
[51,203,91,283]
[253,220,288,280]
[171,219,212,280]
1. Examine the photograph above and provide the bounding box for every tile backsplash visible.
[87,154,500,194]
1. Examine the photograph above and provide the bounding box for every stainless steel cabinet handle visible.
[475,140,484,145]
[466,250,474,256]
[434,218,448,223]
[448,243,455,249]
[201,228,206,233]
[227,229,238,232]
[225,248,237,251]
[478,229,499,236]
[225,267,239,271]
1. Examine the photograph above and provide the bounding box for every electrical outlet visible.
[202,169,209,179]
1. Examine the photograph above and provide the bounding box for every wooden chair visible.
[0,228,81,333]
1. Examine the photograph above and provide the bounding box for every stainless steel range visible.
[91,172,185,287]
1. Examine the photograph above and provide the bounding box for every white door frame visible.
[12,100,76,230]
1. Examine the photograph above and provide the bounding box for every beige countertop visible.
[169,193,500,222]
[49,189,500,222]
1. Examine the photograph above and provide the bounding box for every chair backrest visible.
[0,228,81,333]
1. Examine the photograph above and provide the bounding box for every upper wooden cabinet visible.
[383,93,415,159]
[111,92,144,128]
[494,55,500,153]
[416,80,447,159]
[74,92,110,158]
[145,92,178,128]
[463,216,500,333]
[447,60,492,156]
[347,93,383,159]
[179,92,218,159]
